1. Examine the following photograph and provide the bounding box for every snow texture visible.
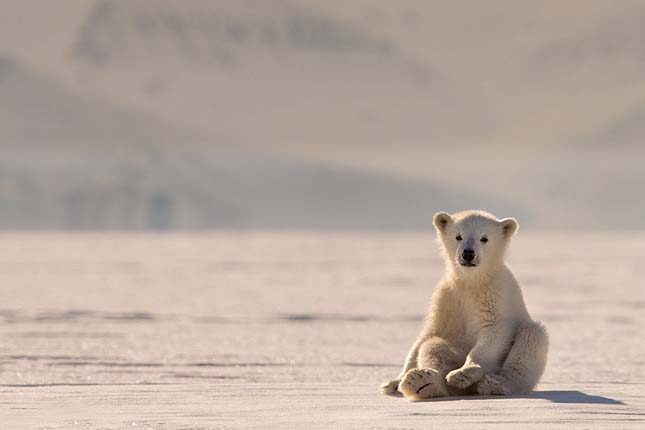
[0,233,643,428]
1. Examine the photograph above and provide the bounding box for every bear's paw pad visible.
[399,368,448,400]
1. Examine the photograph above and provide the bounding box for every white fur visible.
[381,210,548,401]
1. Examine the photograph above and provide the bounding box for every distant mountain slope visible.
[74,0,395,66]
[0,56,195,149]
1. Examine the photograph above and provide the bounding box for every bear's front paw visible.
[398,368,448,401]
[446,365,484,389]
[380,379,401,395]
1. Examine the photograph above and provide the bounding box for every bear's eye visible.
[456,235,463,241]
[481,237,488,243]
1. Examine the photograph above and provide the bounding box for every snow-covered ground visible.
[1,233,643,429]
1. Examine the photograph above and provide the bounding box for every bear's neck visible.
[449,263,506,289]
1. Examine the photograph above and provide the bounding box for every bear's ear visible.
[499,217,519,238]
[433,212,452,233]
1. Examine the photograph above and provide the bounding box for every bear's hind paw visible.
[446,365,484,389]
[380,379,401,395]
[476,374,511,396]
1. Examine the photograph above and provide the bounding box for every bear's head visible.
[433,210,518,277]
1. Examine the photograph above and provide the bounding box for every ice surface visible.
[0,233,643,429]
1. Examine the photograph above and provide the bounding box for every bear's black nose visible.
[462,249,475,263]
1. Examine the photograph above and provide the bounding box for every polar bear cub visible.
[381,210,548,400]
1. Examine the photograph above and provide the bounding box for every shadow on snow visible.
[388,390,624,405]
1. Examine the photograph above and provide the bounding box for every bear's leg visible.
[399,337,467,400]
[476,321,548,395]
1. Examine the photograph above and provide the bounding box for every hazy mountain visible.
[5,1,645,152]
[0,1,643,230]
[68,0,478,150]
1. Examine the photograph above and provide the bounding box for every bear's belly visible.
[456,308,486,348]
[436,311,479,349]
